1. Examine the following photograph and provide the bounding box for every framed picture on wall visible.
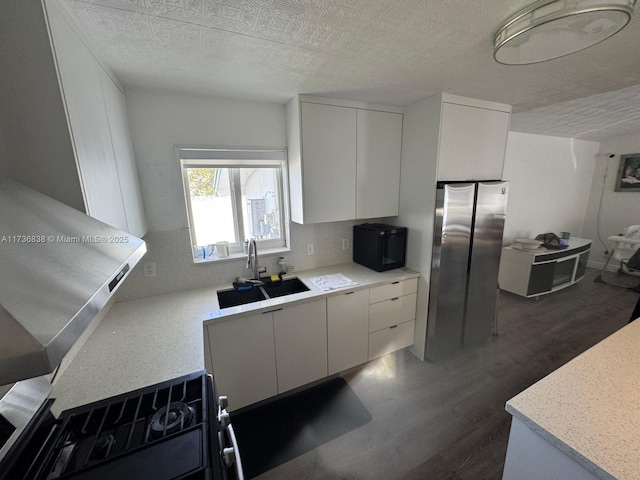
[615,153,640,191]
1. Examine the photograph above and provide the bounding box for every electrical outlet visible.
[306,243,314,255]
[143,262,156,277]
[342,238,350,250]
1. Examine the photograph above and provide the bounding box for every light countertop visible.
[51,262,417,415]
[506,320,640,480]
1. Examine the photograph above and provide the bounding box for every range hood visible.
[0,178,146,385]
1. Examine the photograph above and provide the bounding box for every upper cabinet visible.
[436,95,511,181]
[296,102,357,224]
[0,1,147,237]
[45,1,148,237]
[287,95,403,224]
[356,109,403,219]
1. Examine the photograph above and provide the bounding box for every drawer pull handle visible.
[345,291,354,295]
[263,308,283,314]
[392,281,400,285]
[390,297,399,301]
[390,325,398,329]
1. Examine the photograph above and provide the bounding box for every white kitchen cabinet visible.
[49,8,127,232]
[396,94,510,360]
[297,102,357,224]
[99,72,148,237]
[273,299,328,393]
[327,289,370,375]
[45,2,147,236]
[1,1,148,236]
[368,278,418,360]
[356,109,403,219]
[287,95,403,224]
[435,95,511,181]
[206,313,278,410]
[203,271,420,409]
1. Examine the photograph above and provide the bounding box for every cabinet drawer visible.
[369,292,417,332]
[368,320,415,360]
[369,278,418,304]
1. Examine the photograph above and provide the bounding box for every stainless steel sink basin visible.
[216,277,310,309]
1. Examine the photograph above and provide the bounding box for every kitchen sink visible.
[216,277,310,309]
[259,277,310,298]
[217,286,267,309]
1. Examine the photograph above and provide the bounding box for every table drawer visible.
[369,292,417,332]
[369,278,418,304]
[368,320,415,360]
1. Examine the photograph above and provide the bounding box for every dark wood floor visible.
[255,268,639,480]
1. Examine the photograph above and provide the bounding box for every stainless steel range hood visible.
[0,178,146,385]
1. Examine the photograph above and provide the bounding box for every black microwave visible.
[353,223,407,272]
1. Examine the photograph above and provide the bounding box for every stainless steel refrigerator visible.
[426,181,509,361]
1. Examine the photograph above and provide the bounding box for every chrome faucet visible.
[245,238,265,280]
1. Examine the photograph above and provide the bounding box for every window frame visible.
[178,147,290,260]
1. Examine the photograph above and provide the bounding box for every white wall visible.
[582,131,640,270]
[502,132,599,244]
[118,89,362,300]
[126,88,288,232]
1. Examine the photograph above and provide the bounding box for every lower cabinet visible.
[204,276,419,410]
[274,299,328,393]
[327,289,370,375]
[206,312,278,410]
[368,279,418,360]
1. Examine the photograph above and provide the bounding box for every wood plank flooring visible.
[255,268,639,480]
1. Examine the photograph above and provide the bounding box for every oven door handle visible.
[225,424,245,480]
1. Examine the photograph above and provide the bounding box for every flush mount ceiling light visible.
[494,0,636,64]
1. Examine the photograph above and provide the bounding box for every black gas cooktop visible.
[1,371,224,480]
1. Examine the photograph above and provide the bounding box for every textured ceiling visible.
[53,0,640,141]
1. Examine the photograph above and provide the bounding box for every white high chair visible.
[597,225,640,280]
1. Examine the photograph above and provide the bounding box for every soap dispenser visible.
[278,256,287,276]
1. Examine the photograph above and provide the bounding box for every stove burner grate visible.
[36,374,208,479]
[149,402,195,438]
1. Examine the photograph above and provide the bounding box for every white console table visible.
[498,238,591,298]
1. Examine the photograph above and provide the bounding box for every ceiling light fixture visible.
[494,0,636,65]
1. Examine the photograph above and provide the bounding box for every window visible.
[179,148,288,259]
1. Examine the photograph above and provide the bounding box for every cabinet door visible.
[47,5,128,231]
[437,102,510,181]
[527,263,555,296]
[274,299,327,393]
[327,289,369,375]
[206,313,278,410]
[100,72,148,237]
[356,109,402,219]
[300,102,356,223]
